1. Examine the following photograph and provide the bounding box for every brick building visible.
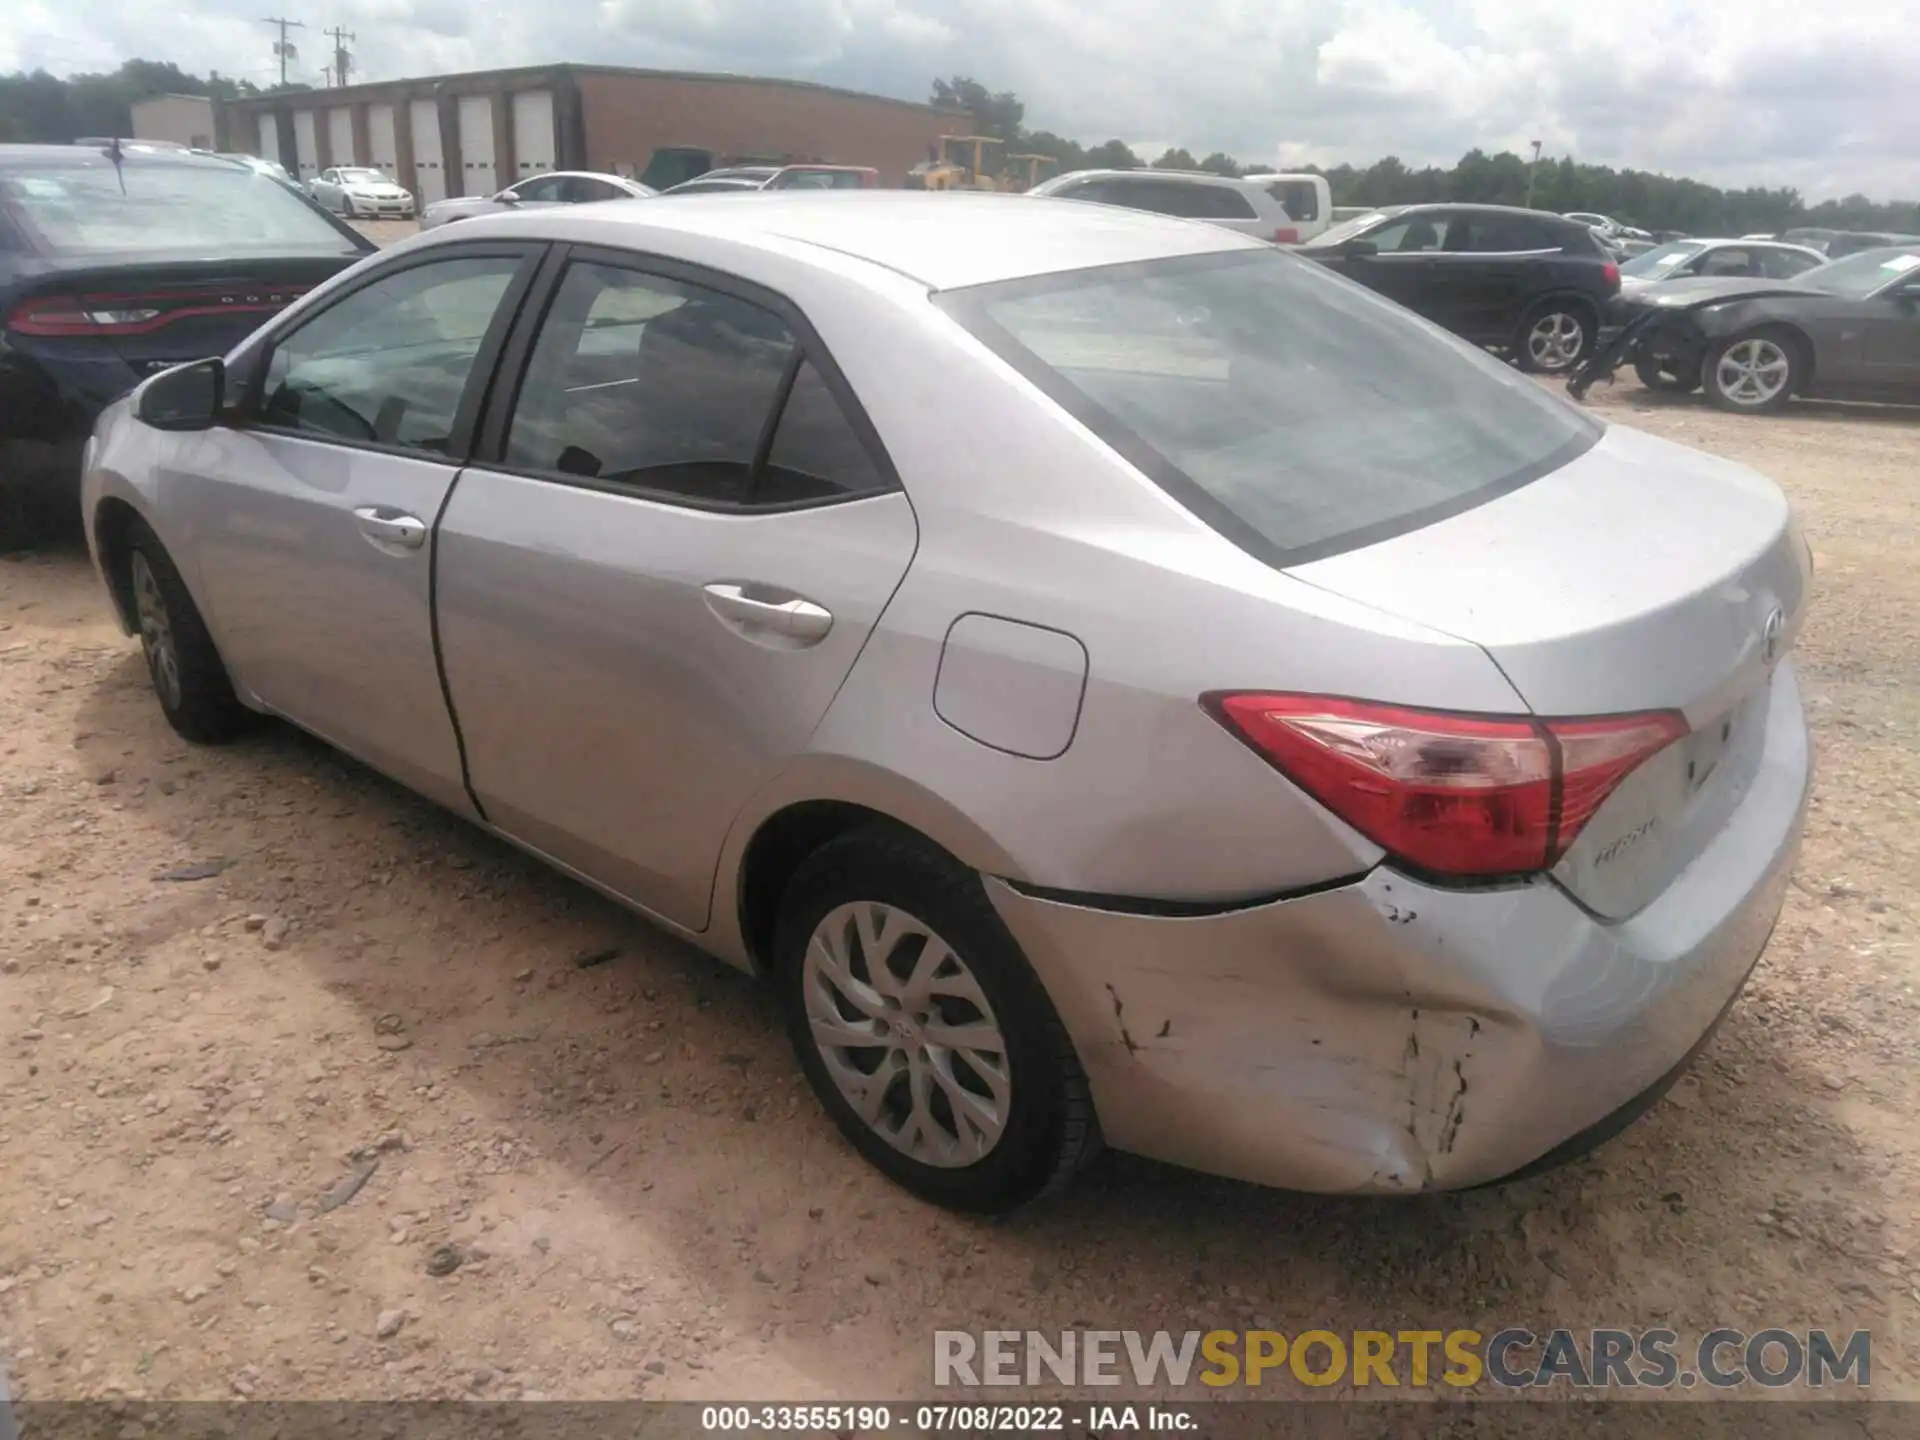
[215,65,968,201]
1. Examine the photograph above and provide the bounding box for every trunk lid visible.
[1287,422,1811,917]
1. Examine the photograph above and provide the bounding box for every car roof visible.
[1043,168,1274,187]
[435,190,1258,289]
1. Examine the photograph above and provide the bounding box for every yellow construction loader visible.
[906,136,1053,192]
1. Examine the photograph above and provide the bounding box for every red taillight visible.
[1273,227,1300,244]
[1207,693,1686,879]
[1601,260,1620,287]
[8,286,310,338]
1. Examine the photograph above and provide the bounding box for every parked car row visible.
[1,144,372,527]
[81,190,1812,1211]
[1573,242,1920,411]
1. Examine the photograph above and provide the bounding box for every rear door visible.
[433,249,918,930]
[173,243,541,813]
[1438,212,1560,340]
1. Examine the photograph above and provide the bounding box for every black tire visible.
[773,824,1098,1213]
[1514,298,1598,374]
[1633,356,1698,393]
[124,524,251,744]
[1702,327,1802,414]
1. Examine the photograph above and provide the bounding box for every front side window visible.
[938,250,1597,566]
[504,261,888,507]
[1697,248,1756,277]
[513,175,567,202]
[256,255,522,453]
[1367,214,1448,253]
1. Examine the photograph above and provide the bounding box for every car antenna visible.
[105,135,127,194]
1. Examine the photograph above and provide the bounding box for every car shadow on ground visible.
[62,639,1875,1400]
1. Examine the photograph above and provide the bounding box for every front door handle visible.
[702,583,834,644]
[352,506,427,550]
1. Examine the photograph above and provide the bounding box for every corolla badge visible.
[1762,606,1786,665]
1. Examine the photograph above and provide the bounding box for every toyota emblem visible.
[1762,606,1786,665]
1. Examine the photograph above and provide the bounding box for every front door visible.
[1344,213,1448,319]
[433,253,917,930]
[1860,265,1920,392]
[174,246,539,812]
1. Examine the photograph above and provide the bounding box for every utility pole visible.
[261,16,306,87]
[1523,138,1543,209]
[324,25,355,88]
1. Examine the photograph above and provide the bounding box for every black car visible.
[2,144,372,532]
[1297,203,1620,373]
[1571,244,1920,413]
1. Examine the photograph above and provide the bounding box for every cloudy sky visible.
[4,0,1916,200]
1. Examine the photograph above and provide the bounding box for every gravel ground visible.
[1,373,1916,1406]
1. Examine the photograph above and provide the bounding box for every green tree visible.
[1152,147,1199,171]
[930,76,1024,141]
[1084,139,1141,170]
[1199,152,1242,177]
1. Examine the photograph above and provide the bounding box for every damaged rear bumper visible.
[986,663,1810,1194]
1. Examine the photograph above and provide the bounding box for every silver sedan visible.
[81,194,1811,1212]
[419,170,654,229]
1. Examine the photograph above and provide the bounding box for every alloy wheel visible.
[1714,337,1791,407]
[801,901,1011,1168]
[131,551,182,711]
[1527,311,1586,370]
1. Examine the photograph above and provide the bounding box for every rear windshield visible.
[0,158,360,257]
[937,249,1598,566]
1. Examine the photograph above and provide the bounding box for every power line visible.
[323,25,355,88]
[260,16,306,87]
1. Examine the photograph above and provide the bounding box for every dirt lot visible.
[2,377,1917,1406]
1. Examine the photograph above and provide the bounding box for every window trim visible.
[469,242,904,515]
[230,241,547,465]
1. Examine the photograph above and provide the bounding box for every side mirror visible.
[1341,238,1379,259]
[137,358,224,432]
[494,190,520,205]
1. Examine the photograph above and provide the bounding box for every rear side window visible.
[937,250,1598,566]
[1192,185,1257,220]
[1266,180,1320,222]
[504,261,888,507]
[1453,215,1557,252]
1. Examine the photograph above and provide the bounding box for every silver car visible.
[419,171,655,230]
[308,166,416,219]
[81,193,1812,1212]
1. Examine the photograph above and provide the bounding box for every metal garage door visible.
[368,103,398,177]
[409,99,445,204]
[257,113,281,165]
[327,107,355,168]
[510,91,555,181]
[293,110,318,181]
[456,94,497,197]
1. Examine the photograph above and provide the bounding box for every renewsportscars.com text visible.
[933,1327,1870,1390]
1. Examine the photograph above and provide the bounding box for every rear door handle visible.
[702,583,833,643]
[352,506,428,550]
